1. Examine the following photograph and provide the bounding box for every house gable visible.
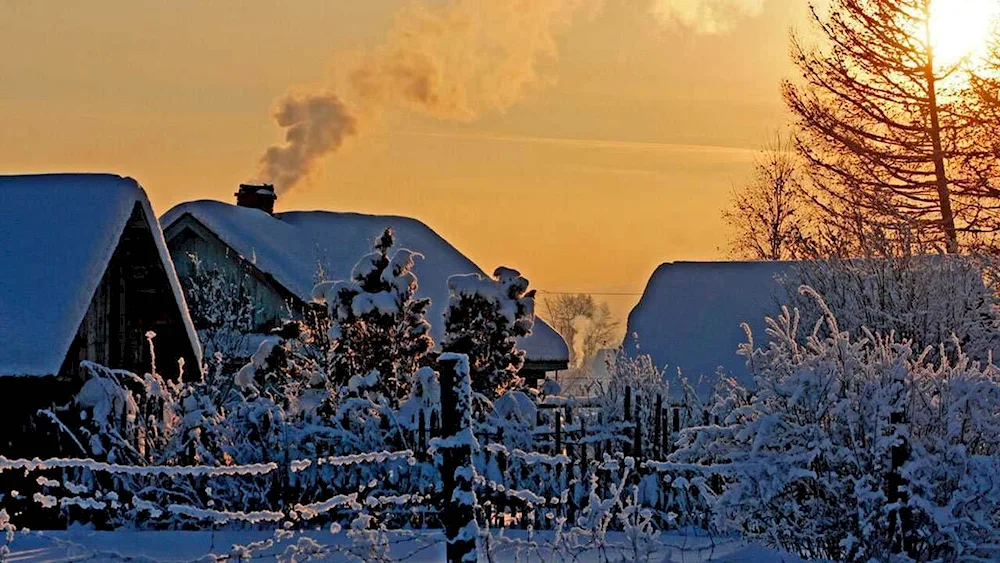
[164,213,303,333]
[60,203,202,382]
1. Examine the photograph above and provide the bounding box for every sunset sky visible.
[0,1,810,321]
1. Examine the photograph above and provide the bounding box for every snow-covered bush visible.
[177,253,261,361]
[591,347,671,454]
[312,228,433,408]
[784,255,1000,364]
[48,353,173,466]
[442,267,536,400]
[673,287,1000,561]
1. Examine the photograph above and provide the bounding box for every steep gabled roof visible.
[161,200,569,364]
[0,174,201,376]
[624,261,796,399]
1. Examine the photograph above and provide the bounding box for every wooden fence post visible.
[624,386,633,457]
[438,353,477,563]
[633,417,642,460]
[564,407,574,466]
[654,395,662,460]
[418,409,427,460]
[662,409,670,455]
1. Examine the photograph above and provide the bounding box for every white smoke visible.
[257,0,586,193]
[256,90,358,193]
[256,0,761,193]
[650,0,765,34]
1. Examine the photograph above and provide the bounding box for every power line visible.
[537,290,643,297]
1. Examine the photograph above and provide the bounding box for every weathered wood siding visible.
[166,215,301,332]
[61,203,199,382]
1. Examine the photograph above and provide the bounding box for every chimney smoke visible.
[255,0,589,194]
[650,0,765,34]
[253,0,761,194]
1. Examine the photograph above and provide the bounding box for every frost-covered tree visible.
[783,255,1000,364]
[312,228,433,408]
[673,288,1000,560]
[785,0,1000,252]
[177,254,261,360]
[442,267,535,400]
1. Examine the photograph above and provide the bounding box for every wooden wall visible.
[165,215,300,333]
[62,203,200,382]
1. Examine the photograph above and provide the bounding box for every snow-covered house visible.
[0,174,202,453]
[161,185,569,382]
[624,261,795,399]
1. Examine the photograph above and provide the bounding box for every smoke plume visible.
[257,0,585,193]
[650,0,764,34]
[258,0,593,191]
[256,89,358,193]
[256,0,760,193]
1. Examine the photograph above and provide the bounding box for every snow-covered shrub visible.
[0,509,14,561]
[312,228,433,408]
[442,267,536,400]
[673,287,1000,561]
[590,347,671,455]
[397,366,440,432]
[784,255,1000,364]
[177,253,261,361]
[48,356,172,466]
[619,486,662,563]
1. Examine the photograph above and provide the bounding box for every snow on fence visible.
[0,380,716,558]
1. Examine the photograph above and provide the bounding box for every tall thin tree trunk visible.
[925,9,959,253]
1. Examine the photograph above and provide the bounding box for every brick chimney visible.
[235,183,277,215]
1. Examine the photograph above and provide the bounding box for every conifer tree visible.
[442,267,535,400]
[312,228,433,407]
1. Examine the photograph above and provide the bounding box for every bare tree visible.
[579,302,620,363]
[724,131,808,260]
[543,293,595,367]
[784,0,1000,254]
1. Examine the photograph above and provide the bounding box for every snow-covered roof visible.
[161,200,569,364]
[624,261,796,399]
[0,174,202,377]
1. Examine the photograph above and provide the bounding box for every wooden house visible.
[0,174,202,456]
[161,185,569,382]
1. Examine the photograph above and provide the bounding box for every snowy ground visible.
[6,529,805,562]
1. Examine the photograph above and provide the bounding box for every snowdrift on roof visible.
[161,200,569,363]
[0,174,201,376]
[624,261,796,399]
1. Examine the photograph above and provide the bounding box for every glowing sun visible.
[929,0,1000,68]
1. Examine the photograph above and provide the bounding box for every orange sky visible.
[0,1,809,322]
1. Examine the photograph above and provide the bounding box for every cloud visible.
[650,0,765,34]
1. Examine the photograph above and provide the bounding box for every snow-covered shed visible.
[0,174,202,453]
[161,187,569,380]
[624,261,796,400]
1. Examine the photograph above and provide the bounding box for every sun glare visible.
[930,0,999,68]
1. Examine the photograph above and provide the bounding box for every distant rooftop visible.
[624,260,797,399]
[162,200,570,364]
